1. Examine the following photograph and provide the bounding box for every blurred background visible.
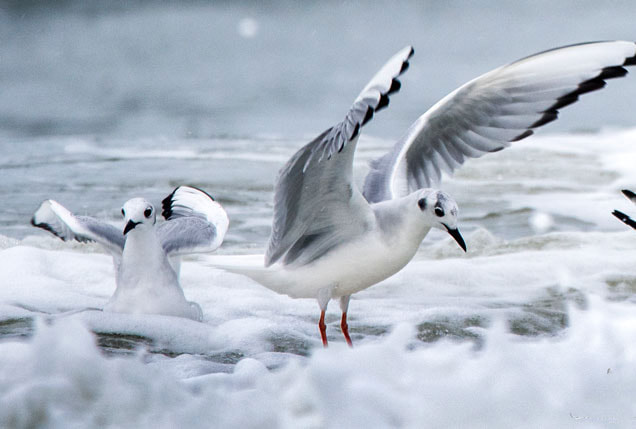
[2,1,636,241]
[2,0,636,141]
[2,5,636,426]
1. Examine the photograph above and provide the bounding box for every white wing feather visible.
[363,41,636,202]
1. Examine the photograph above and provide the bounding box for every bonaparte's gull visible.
[612,189,636,229]
[216,41,636,346]
[32,186,229,321]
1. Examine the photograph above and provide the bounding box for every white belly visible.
[266,228,427,299]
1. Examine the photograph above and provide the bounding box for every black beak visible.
[444,225,467,252]
[123,220,139,235]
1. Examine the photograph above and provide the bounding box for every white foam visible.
[1,298,635,428]
[3,127,636,426]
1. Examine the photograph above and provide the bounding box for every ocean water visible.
[2,1,636,428]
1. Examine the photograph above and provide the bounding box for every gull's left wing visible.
[158,186,229,256]
[363,41,636,203]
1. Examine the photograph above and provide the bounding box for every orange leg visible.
[341,312,353,347]
[319,310,328,347]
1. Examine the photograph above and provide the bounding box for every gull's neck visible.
[118,225,171,287]
[371,194,432,250]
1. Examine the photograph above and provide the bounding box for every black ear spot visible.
[121,208,125,217]
[144,208,152,218]
[418,198,426,210]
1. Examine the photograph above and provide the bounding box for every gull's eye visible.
[144,208,152,218]
[418,198,426,210]
[121,208,125,217]
[434,206,445,217]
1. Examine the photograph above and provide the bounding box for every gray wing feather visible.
[159,186,229,256]
[31,200,125,257]
[157,217,221,256]
[363,41,636,203]
[265,46,414,267]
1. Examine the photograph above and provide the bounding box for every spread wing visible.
[363,41,636,203]
[31,200,125,259]
[265,46,414,267]
[158,185,229,256]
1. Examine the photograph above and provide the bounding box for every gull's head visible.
[416,190,466,252]
[121,198,156,235]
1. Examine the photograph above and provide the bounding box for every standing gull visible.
[32,186,229,321]
[216,41,636,346]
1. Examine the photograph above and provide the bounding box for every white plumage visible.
[32,186,228,321]
[213,41,636,347]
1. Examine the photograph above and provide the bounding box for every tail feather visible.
[204,254,280,286]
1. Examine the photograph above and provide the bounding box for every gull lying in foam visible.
[32,186,229,321]
[214,41,636,346]
[612,189,636,230]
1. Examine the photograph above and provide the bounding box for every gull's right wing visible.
[31,200,125,257]
[264,46,414,267]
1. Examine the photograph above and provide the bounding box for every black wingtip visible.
[376,94,390,112]
[31,219,66,241]
[161,188,177,220]
[388,78,402,95]
[623,49,636,66]
[532,61,630,133]
[530,111,558,128]
[612,209,636,230]
[162,185,216,220]
[510,130,534,142]
[550,94,580,111]
[350,122,361,140]
[621,189,636,200]
[598,65,628,80]
[578,77,607,95]
[361,106,374,126]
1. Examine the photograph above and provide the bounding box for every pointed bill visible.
[444,225,467,252]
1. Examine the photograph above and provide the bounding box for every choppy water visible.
[2,1,636,427]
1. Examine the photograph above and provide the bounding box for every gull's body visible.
[243,193,435,301]
[32,186,228,321]
[216,41,636,346]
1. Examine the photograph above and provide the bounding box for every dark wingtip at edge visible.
[622,189,636,201]
[598,65,628,80]
[350,122,361,140]
[361,105,375,125]
[510,130,534,142]
[530,111,558,128]
[161,187,178,220]
[612,209,636,230]
[376,94,390,112]
[388,78,402,94]
[623,44,636,66]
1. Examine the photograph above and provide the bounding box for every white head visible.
[121,198,156,235]
[415,189,466,251]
